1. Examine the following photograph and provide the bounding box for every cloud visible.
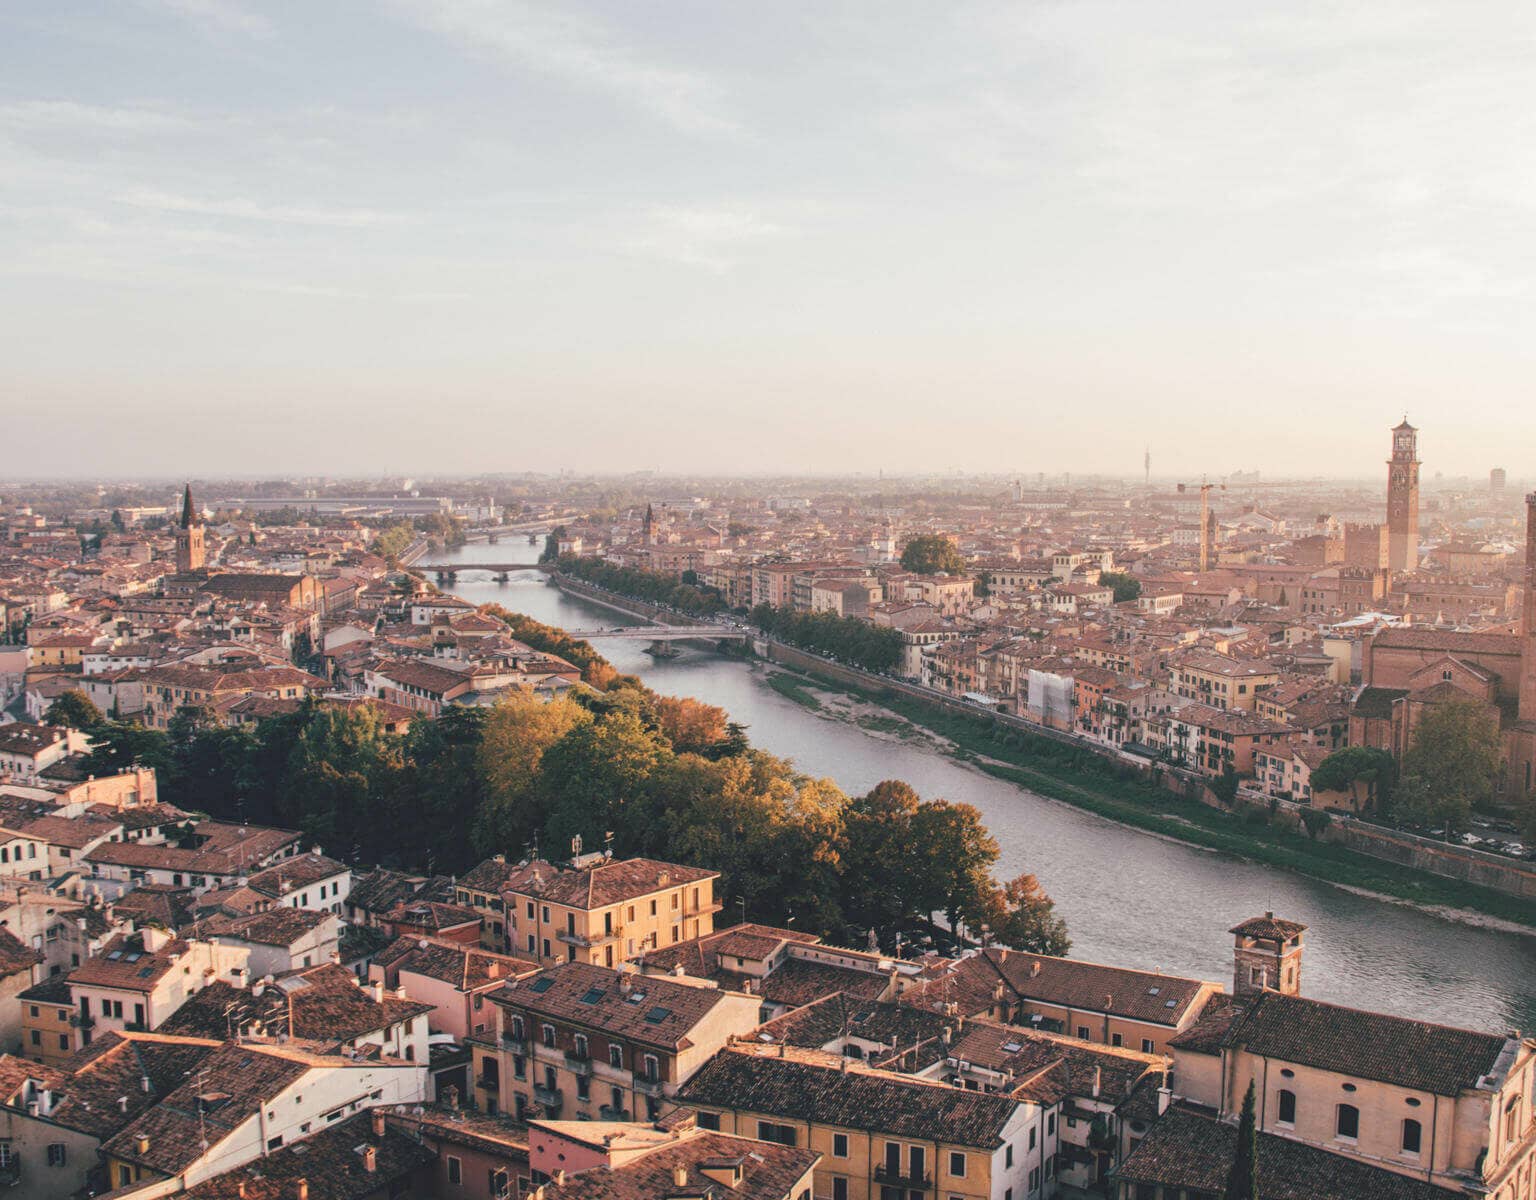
[623,206,788,272]
[118,187,409,229]
[0,100,197,136]
[390,0,735,135]
[141,0,272,38]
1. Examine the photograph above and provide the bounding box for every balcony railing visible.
[564,1050,593,1075]
[478,1074,500,1092]
[501,1032,529,1053]
[533,1084,563,1111]
[872,1166,932,1190]
[555,925,624,948]
[634,1075,665,1097]
[599,1105,631,1121]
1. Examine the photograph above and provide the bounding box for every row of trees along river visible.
[431,538,1536,1034]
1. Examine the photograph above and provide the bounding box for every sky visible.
[3,1,1534,479]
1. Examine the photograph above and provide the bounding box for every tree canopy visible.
[1395,698,1502,832]
[45,689,104,729]
[900,534,967,576]
[1097,571,1142,603]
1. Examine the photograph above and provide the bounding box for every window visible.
[1277,1089,1296,1125]
[575,1074,589,1102]
[1402,1118,1422,1154]
[757,1121,796,1147]
[48,1143,67,1167]
[1110,1033,1123,1048]
[832,1178,848,1200]
[447,1155,463,1185]
[1336,1104,1359,1140]
[541,1024,556,1048]
[1005,1144,1013,1168]
[642,1053,659,1081]
[267,1136,284,1151]
[608,1045,623,1069]
[1141,1038,1155,1054]
[1028,1127,1036,1149]
[697,1111,720,1130]
[1046,1113,1055,1135]
[1075,1026,1089,1040]
[832,1133,848,1158]
[949,1152,966,1178]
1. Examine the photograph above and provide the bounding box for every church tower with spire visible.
[175,483,206,573]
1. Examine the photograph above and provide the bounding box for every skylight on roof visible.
[529,977,554,993]
[579,988,606,1005]
[644,1006,671,1024]
[107,950,122,960]
[626,991,646,1004]
[1146,987,1160,996]
[1164,999,1178,1008]
[1002,1041,1022,1053]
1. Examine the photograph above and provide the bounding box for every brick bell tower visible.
[175,483,206,574]
[1230,913,1306,997]
[1386,417,1420,573]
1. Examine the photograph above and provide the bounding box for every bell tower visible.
[1230,913,1306,996]
[176,483,206,573]
[1386,418,1420,573]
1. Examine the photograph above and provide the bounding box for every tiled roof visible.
[513,857,717,910]
[754,993,951,1053]
[641,923,818,978]
[1372,627,1521,656]
[49,1033,220,1140]
[184,1111,435,1200]
[386,937,539,992]
[246,850,348,898]
[0,926,42,980]
[67,931,188,992]
[1114,1104,1461,1200]
[749,957,892,1008]
[537,1128,819,1200]
[677,1046,1020,1149]
[495,962,734,1050]
[1221,991,1508,1096]
[1229,914,1307,941]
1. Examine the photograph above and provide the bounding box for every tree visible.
[984,873,1071,956]
[1097,571,1142,603]
[1225,1081,1259,1199]
[910,800,999,931]
[539,711,669,855]
[474,692,590,857]
[1310,746,1396,813]
[1209,765,1240,806]
[842,781,924,936]
[653,695,730,756]
[900,535,967,576]
[45,689,103,730]
[1397,698,1502,832]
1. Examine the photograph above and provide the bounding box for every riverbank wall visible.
[758,640,1536,904]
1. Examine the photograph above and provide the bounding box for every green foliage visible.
[372,522,415,563]
[1225,1081,1260,1199]
[1300,808,1333,839]
[1396,699,1502,831]
[749,604,903,674]
[413,512,465,547]
[1097,571,1142,603]
[45,689,104,730]
[1311,746,1396,812]
[1210,765,1240,805]
[899,534,967,576]
[555,555,725,616]
[480,603,617,688]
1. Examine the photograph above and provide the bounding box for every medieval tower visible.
[175,483,206,573]
[1385,418,1420,573]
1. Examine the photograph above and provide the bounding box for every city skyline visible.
[5,2,1536,476]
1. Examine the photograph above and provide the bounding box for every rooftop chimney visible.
[362,1146,377,1173]
[372,1108,386,1138]
[672,1166,688,1187]
[1157,1086,1172,1115]
[1092,1067,1102,1098]
[295,1179,309,1200]
[1030,961,1041,977]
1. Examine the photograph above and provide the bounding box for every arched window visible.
[1402,1118,1421,1154]
[1337,1104,1360,1140]
[1277,1090,1296,1125]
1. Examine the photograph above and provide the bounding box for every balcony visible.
[0,1161,18,1188]
[634,1075,665,1097]
[533,1084,563,1111]
[872,1166,932,1191]
[501,1034,529,1054]
[599,1105,631,1121]
[71,1013,94,1029]
[555,925,624,948]
[478,1074,500,1093]
[564,1050,593,1075]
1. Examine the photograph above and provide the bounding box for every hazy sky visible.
[3,2,1534,479]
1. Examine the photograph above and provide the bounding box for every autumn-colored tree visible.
[981,873,1071,956]
[474,692,590,857]
[653,695,729,755]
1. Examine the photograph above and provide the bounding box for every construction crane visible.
[1178,479,1227,572]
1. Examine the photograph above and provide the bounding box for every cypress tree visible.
[1225,1080,1260,1199]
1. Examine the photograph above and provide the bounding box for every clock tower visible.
[1385,418,1419,573]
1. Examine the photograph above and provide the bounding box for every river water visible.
[433,539,1536,1034]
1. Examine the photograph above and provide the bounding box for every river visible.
[431,538,1536,1034]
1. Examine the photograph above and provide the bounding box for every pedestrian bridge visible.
[563,624,749,641]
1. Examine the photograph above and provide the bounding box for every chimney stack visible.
[362,1146,377,1173]
[372,1108,386,1138]
[672,1166,688,1187]
[296,1179,309,1200]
